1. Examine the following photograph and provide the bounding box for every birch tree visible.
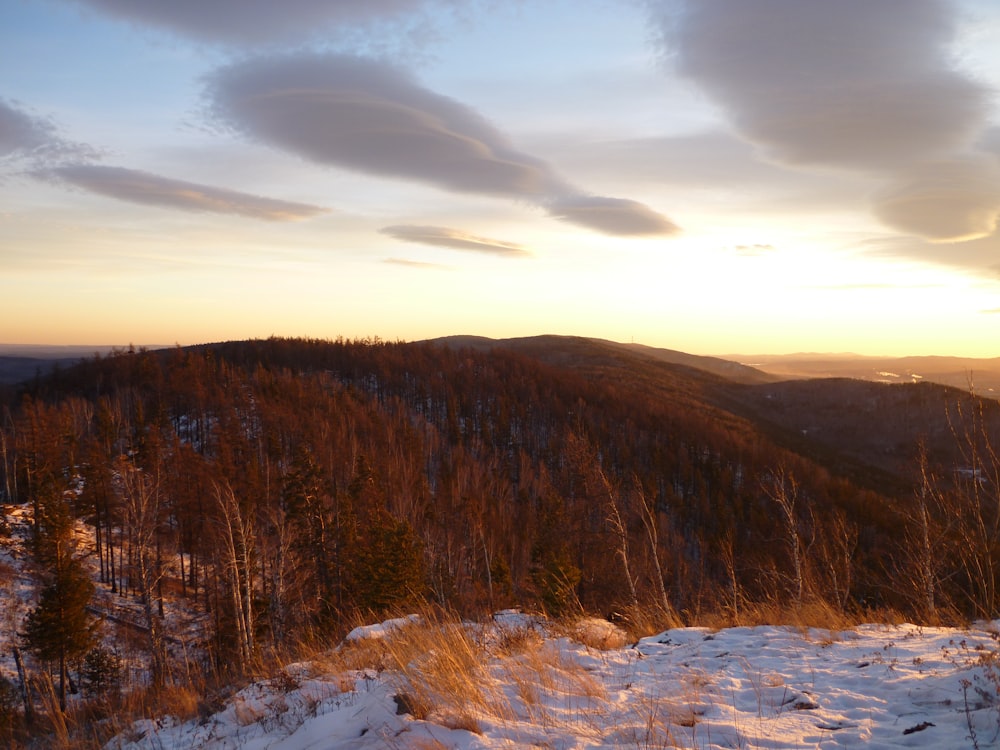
[214,481,256,665]
[116,456,168,685]
[761,466,810,608]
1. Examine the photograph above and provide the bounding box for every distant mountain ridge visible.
[431,335,779,385]
[0,344,168,385]
[4,336,999,397]
[734,352,1000,395]
[433,335,1000,396]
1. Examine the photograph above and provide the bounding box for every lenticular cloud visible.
[546,195,680,237]
[672,0,1000,242]
[675,0,987,171]
[208,54,561,199]
[379,225,531,256]
[873,157,1000,243]
[47,164,328,221]
[207,52,679,237]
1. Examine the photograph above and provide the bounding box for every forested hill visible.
[430,335,997,498]
[3,335,1000,672]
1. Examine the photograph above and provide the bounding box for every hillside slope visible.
[433,335,998,496]
[4,335,1000,746]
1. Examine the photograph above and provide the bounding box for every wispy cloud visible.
[206,52,679,237]
[0,99,55,158]
[44,164,328,221]
[2,99,327,221]
[383,257,448,269]
[0,98,100,169]
[380,224,530,256]
[668,0,1000,244]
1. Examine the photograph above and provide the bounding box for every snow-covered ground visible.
[0,501,210,691]
[103,614,1000,750]
[5,503,999,748]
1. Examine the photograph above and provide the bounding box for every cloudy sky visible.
[3,0,1000,356]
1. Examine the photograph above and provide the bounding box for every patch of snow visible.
[344,614,422,643]
[101,617,1000,750]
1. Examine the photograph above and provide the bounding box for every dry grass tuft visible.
[619,604,686,641]
[490,620,545,657]
[565,617,631,651]
[28,662,248,750]
[154,682,204,721]
[504,639,607,703]
[323,633,392,674]
[355,609,510,733]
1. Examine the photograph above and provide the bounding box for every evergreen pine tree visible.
[530,493,582,617]
[351,509,424,615]
[22,557,97,711]
[282,445,339,627]
[80,646,122,698]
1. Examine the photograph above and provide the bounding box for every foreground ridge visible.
[106,614,1000,750]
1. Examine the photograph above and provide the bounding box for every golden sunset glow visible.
[3,0,1000,356]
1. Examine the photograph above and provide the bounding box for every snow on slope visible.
[104,616,1000,750]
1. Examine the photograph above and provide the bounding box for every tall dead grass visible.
[329,606,511,733]
[0,672,210,750]
[7,599,930,749]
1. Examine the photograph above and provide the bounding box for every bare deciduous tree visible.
[634,477,675,619]
[944,393,1000,617]
[116,456,168,685]
[214,481,256,665]
[761,466,811,608]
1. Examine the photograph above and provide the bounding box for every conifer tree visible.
[530,493,582,617]
[281,445,339,627]
[22,556,97,711]
[351,508,424,615]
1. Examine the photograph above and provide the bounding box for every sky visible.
[2,0,1000,357]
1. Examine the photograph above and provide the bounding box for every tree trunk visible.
[763,467,806,608]
[119,457,168,685]
[601,468,638,611]
[12,646,33,727]
[215,482,255,666]
[636,481,674,618]
[58,650,66,713]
